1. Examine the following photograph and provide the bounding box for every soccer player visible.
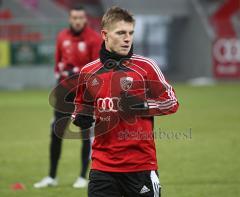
[72,6,179,196]
[34,5,101,188]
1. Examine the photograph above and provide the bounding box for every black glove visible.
[67,70,75,77]
[73,114,94,130]
[119,92,148,113]
[67,64,76,75]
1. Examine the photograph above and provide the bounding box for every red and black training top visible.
[73,54,179,172]
[54,26,102,89]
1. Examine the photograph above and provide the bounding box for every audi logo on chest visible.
[213,38,240,63]
[97,97,120,112]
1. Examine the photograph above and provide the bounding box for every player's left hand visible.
[119,92,147,114]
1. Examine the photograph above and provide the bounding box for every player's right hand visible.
[72,114,94,130]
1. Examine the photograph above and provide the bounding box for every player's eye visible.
[116,31,125,35]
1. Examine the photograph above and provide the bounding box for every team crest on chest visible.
[120,77,133,91]
[78,41,86,52]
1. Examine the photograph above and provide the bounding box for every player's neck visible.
[69,25,85,36]
[100,42,133,64]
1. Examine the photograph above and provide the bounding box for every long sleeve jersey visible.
[73,54,179,172]
[54,26,102,89]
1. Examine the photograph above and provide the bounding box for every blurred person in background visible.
[34,5,102,188]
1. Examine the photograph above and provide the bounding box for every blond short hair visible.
[101,6,135,29]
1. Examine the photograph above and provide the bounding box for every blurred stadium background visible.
[0,0,239,196]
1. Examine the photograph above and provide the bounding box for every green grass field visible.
[0,83,240,197]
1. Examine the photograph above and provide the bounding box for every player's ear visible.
[101,30,108,41]
[68,11,72,23]
[68,16,72,25]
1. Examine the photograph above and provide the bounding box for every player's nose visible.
[124,37,130,43]
[124,33,131,42]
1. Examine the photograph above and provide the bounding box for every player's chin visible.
[118,49,130,56]
[74,28,82,32]
[72,25,83,32]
